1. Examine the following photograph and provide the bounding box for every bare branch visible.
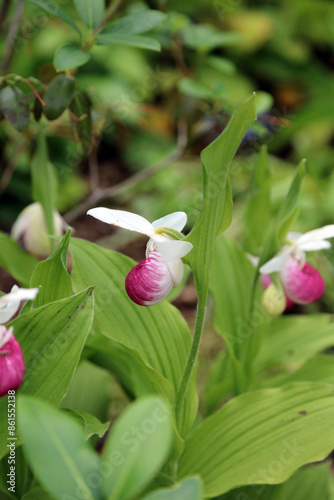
[64,119,188,223]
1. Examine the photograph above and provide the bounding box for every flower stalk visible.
[175,295,207,434]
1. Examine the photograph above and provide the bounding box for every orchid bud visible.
[262,284,286,317]
[11,202,64,258]
[0,326,24,397]
[260,273,294,311]
[280,256,325,305]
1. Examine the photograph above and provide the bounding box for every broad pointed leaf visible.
[185,94,256,296]
[30,229,72,307]
[18,396,100,500]
[102,396,172,500]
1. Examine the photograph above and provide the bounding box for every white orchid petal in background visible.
[296,225,334,246]
[152,212,187,231]
[298,240,332,252]
[260,223,334,311]
[259,251,292,274]
[0,285,39,324]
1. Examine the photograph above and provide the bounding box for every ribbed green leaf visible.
[103,11,165,35]
[256,314,334,371]
[0,287,94,460]
[210,234,257,353]
[262,355,334,388]
[96,33,161,51]
[178,382,334,497]
[18,396,100,500]
[54,44,91,71]
[28,0,80,33]
[73,0,104,29]
[244,145,272,254]
[141,477,203,500]
[0,231,37,287]
[218,463,331,500]
[102,397,172,500]
[185,94,256,296]
[30,229,72,307]
[89,334,175,403]
[70,238,198,437]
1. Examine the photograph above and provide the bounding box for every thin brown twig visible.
[0,0,11,36]
[94,0,125,34]
[64,119,188,224]
[0,0,24,74]
[88,137,99,192]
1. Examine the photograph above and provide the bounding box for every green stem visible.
[175,297,207,433]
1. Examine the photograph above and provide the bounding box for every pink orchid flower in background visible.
[0,286,39,397]
[260,225,334,305]
[87,208,193,306]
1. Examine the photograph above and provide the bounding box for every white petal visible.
[154,240,193,261]
[259,250,292,274]
[152,212,187,231]
[0,286,39,324]
[298,240,331,251]
[87,208,154,236]
[296,225,334,247]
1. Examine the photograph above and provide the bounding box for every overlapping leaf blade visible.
[0,287,94,459]
[178,382,334,497]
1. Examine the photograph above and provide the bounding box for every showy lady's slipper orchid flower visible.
[260,225,334,305]
[0,286,39,397]
[11,202,65,258]
[0,326,24,396]
[87,208,193,306]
